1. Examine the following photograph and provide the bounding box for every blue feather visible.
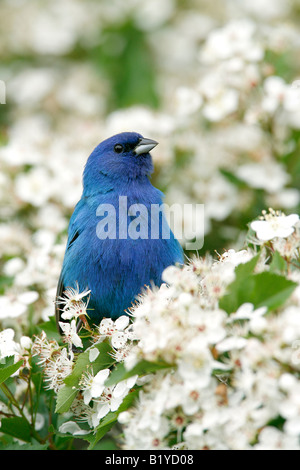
[56,132,184,324]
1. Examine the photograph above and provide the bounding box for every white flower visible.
[59,421,90,436]
[60,303,88,321]
[14,167,55,207]
[88,347,100,362]
[3,257,25,276]
[43,348,74,392]
[236,162,290,193]
[228,303,267,321]
[118,411,132,424]
[82,369,110,405]
[187,308,226,344]
[174,86,203,117]
[98,315,131,349]
[280,306,300,344]
[254,427,300,450]
[115,315,130,331]
[89,376,137,427]
[204,175,238,221]
[58,283,91,320]
[216,336,247,353]
[113,375,138,398]
[111,331,128,349]
[32,331,60,365]
[227,303,268,335]
[98,318,115,335]
[200,19,263,63]
[133,0,174,31]
[0,329,21,360]
[284,418,300,437]
[250,211,299,241]
[58,320,83,349]
[202,86,239,122]
[219,249,253,267]
[0,291,39,319]
[262,76,300,114]
[9,68,55,105]
[20,336,32,350]
[61,284,91,305]
[266,188,300,210]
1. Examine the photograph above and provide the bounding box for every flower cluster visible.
[1,210,300,449]
[115,210,300,450]
[32,293,137,431]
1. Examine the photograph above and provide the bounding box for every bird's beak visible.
[134,137,158,155]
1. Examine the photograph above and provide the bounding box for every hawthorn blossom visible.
[93,376,137,422]
[32,331,60,365]
[58,320,83,348]
[262,76,300,114]
[43,347,74,392]
[57,283,91,320]
[81,368,110,405]
[96,315,132,349]
[236,162,290,194]
[250,210,299,241]
[0,329,21,360]
[0,291,39,319]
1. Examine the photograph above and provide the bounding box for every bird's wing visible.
[55,198,87,330]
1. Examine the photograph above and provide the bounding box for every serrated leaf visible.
[55,384,78,414]
[219,264,297,314]
[64,341,115,388]
[234,253,260,279]
[55,341,115,414]
[0,359,23,385]
[215,255,260,315]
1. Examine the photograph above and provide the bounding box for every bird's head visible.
[83,132,158,195]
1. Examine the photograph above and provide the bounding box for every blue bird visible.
[55,132,184,328]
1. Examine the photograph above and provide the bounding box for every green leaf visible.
[91,438,119,450]
[219,168,248,188]
[87,423,115,449]
[64,341,115,388]
[0,417,32,442]
[87,389,139,450]
[219,257,297,314]
[105,359,172,387]
[234,253,261,279]
[55,341,115,414]
[31,370,43,415]
[37,316,61,342]
[269,251,288,274]
[0,358,23,385]
[249,272,297,311]
[55,384,78,414]
[0,441,48,450]
[219,255,259,314]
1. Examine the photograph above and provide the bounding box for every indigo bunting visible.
[55,132,184,327]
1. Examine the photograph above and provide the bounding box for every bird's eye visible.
[114,144,124,154]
